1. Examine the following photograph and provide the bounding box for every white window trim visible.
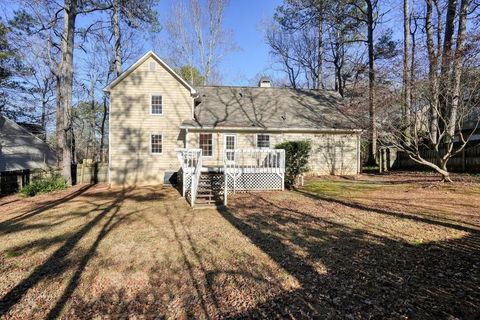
[150,94,163,116]
[224,134,237,150]
[199,133,214,158]
[256,133,271,149]
[150,133,163,155]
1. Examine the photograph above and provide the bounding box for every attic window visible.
[149,61,156,72]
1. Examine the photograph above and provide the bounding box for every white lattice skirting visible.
[179,169,193,204]
[225,172,283,192]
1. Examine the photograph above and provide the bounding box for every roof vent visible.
[149,61,156,72]
[258,77,271,88]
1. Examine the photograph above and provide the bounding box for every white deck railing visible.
[190,150,202,206]
[177,148,286,207]
[176,148,202,205]
[224,148,285,173]
[223,149,285,205]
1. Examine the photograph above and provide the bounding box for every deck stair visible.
[195,172,224,207]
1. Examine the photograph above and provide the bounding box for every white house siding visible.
[109,56,193,185]
[0,117,56,172]
[187,130,360,175]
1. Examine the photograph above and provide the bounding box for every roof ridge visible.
[196,85,338,92]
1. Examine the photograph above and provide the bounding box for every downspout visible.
[357,133,361,174]
[108,95,111,185]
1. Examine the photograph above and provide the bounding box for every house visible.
[0,116,56,172]
[104,51,361,186]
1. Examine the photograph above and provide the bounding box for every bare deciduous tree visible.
[163,0,236,85]
[381,0,478,182]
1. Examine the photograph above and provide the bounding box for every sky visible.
[144,0,403,86]
[148,0,284,85]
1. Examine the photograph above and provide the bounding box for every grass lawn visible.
[0,172,479,319]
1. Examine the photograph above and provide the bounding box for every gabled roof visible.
[181,86,359,132]
[103,51,197,94]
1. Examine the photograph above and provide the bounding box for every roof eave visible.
[180,124,361,133]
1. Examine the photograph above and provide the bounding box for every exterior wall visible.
[0,117,56,172]
[187,130,360,175]
[109,56,193,185]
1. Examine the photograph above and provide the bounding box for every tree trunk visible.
[448,0,468,138]
[425,0,439,144]
[410,14,417,106]
[89,77,96,160]
[438,0,457,135]
[316,4,324,90]
[113,0,122,76]
[40,83,48,141]
[366,0,377,165]
[440,161,452,182]
[55,73,63,167]
[57,0,77,185]
[403,0,411,145]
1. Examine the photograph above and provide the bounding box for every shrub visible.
[20,176,68,197]
[276,140,311,188]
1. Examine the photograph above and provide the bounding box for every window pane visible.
[257,134,270,148]
[225,136,235,149]
[199,133,213,156]
[151,95,162,114]
[151,134,162,153]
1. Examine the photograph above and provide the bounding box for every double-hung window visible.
[256,134,270,148]
[151,95,163,115]
[151,134,163,154]
[199,133,213,157]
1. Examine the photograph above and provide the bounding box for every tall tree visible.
[346,0,381,165]
[8,10,58,138]
[56,0,78,184]
[274,0,330,89]
[0,20,26,120]
[110,0,159,76]
[164,0,236,85]
[365,0,377,165]
[425,0,440,144]
[381,0,479,182]
[403,0,412,144]
[448,0,469,138]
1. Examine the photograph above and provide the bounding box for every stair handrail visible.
[190,149,203,207]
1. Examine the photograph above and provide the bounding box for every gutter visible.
[179,125,362,134]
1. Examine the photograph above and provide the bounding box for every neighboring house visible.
[0,116,56,172]
[456,114,480,143]
[104,51,361,185]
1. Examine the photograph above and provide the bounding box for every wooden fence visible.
[390,144,480,172]
[0,162,108,195]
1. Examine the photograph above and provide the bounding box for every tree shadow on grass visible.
[219,193,480,319]
[0,186,164,318]
[0,184,94,234]
[295,189,480,234]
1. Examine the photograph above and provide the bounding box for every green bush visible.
[20,176,68,197]
[276,140,312,188]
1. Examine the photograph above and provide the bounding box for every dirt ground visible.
[0,172,479,319]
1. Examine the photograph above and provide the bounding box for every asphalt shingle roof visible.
[181,86,357,131]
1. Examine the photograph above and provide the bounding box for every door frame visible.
[224,134,237,164]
